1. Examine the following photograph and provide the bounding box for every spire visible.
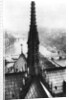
[27,1,39,45]
[27,1,40,76]
[21,44,23,54]
[30,1,36,26]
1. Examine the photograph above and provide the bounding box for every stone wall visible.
[5,72,26,99]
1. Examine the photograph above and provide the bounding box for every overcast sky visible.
[3,0,66,33]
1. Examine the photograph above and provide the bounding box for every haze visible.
[3,0,66,33]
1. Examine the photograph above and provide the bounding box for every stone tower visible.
[27,1,39,76]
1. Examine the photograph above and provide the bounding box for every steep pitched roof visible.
[20,53,26,60]
[14,53,27,72]
[25,76,48,98]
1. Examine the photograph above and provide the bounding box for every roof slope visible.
[14,53,27,72]
[25,76,48,98]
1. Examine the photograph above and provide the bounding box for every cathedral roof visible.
[19,53,26,61]
[15,53,26,64]
[14,53,26,71]
[25,76,48,98]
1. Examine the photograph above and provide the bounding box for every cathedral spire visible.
[27,1,40,76]
[27,1,39,45]
[30,1,36,26]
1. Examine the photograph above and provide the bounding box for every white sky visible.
[3,0,66,33]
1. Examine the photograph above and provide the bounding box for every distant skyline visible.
[3,0,66,33]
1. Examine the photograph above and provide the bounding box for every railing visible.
[40,81,53,98]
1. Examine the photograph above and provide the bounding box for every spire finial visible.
[30,1,36,26]
[21,44,23,54]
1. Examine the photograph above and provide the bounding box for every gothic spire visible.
[30,1,36,26]
[27,1,39,45]
[27,1,40,76]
